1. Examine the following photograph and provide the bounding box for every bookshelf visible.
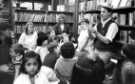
[113,0,135,43]
[119,25,135,31]
[15,9,74,15]
[79,7,135,14]
[15,21,74,25]
[113,7,135,14]
[84,10,100,14]
[13,0,75,35]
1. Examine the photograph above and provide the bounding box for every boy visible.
[55,42,77,82]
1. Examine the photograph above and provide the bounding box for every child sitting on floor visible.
[54,42,77,83]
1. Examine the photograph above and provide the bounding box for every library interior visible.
[0,0,135,84]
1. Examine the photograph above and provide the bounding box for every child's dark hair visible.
[20,51,42,74]
[12,44,26,56]
[122,44,135,60]
[37,32,48,46]
[60,42,75,58]
[47,41,58,52]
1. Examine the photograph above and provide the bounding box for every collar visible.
[59,55,77,61]
[101,18,112,27]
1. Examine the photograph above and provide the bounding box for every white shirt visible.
[60,24,64,32]
[14,66,59,84]
[77,29,94,52]
[35,46,49,63]
[18,32,38,51]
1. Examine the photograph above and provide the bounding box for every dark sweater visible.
[43,52,58,69]
[71,56,105,84]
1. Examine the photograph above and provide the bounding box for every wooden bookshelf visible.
[16,0,50,2]
[15,21,74,24]
[113,7,135,14]
[81,7,135,14]
[84,10,100,14]
[119,25,135,31]
[79,10,100,14]
[15,9,74,15]
[13,0,76,34]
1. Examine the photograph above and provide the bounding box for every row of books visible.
[15,12,74,23]
[96,0,132,8]
[79,0,132,12]
[48,5,75,12]
[111,0,132,8]
[79,0,100,12]
[78,14,98,25]
[13,0,75,12]
[15,25,53,34]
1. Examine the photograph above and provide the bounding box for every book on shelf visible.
[78,13,97,26]
[111,0,121,8]
[34,3,44,10]
[15,24,54,34]
[119,14,126,25]
[48,5,52,11]
[119,0,131,7]
[57,5,66,12]
[79,1,85,12]
[68,0,75,6]
[118,14,128,42]
[14,12,18,21]
[55,14,73,23]
[15,12,73,23]
[96,0,106,7]
[67,5,75,12]
[87,0,97,11]
[34,25,46,32]
[129,13,133,26]
[20,2,32,10]
[15,25,25,34]
[65,14,74,23]
[65,0,75,12]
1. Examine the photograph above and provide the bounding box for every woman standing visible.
[18,21,38,51]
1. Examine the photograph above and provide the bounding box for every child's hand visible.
[0,64,10,72]
[16,55,23,61]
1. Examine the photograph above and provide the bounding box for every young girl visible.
[13,51,59,84]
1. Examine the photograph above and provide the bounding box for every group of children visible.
[0,19,135,84]
[10,28,135,84]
